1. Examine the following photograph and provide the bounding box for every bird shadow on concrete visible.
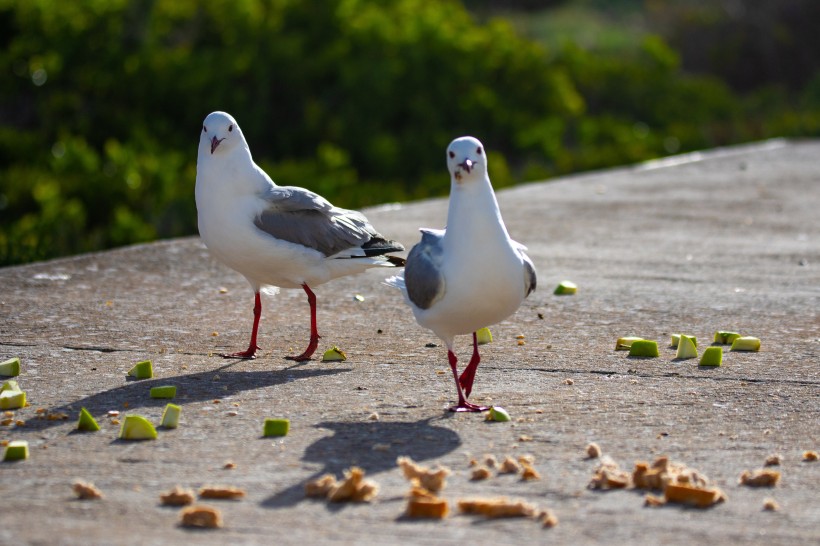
[260,417,461,511]
[15,362,351,433]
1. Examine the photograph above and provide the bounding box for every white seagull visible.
[386,136,536,412]
[195,111,405,361]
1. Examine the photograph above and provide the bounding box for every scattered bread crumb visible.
[397,456,451,493]
[588,456,630,490]
[764,454,782,466]
[499,456,521,475]
[198,485,246,500]
[328,467,379,502]
[179,505,222,529]
[160,486,195,506]
[586,442,602,459]
[72,480,104,500]
[521,462,541,481]
[471,466,492,481]
[483,454,498,468]
[740,469,781,487]
[305,474,337,498]
[664,483,726,508]
[458,497,537,518]
[644,494,666,507]
[763,498,779,511]
[537,509,559,528]
[802,450,818,462]
[518,454,535,465]
[518,435,533,442]
[368,412,380,421]
[564,378,574,385]
[406,486,449,519]
[223,461,236,470]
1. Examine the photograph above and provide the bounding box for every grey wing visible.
[254,186,374,256]
[515,242,537,297]
[404,229,446,310]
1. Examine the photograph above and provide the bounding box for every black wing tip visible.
[361,237,405,257]
[386,255,406,267]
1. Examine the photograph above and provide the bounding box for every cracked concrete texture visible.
[0,139,818,545]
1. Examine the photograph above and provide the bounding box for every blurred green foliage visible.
[1,0,818,265]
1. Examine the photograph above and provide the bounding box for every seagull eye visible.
[448,151,455,159]
[476,146,483,155]
[202,125,207,132]
[228,125,234,132]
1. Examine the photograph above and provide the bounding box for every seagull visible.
[386,136,536,412]
[195,111,405,361]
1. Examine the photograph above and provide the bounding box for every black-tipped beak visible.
[459,159,474,173]
[210,135,223,154]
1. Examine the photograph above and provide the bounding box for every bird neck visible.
[444,175,510,249]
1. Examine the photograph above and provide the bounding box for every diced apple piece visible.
[731,336,760,352]
[675,335,698,359]
[127,360,153,379]
[0,357,20,377]
[119,415,158,440]
[321,346,347,362]
[3,440,28,461]
[263,418,290,437]
[475,328,493,345]
[485,406,511,422]
[150,385,177,399]
[628,340,659,357]
[670,334,697,348]
[699,346,723,367]
[1,379,20,393]
[713,331,741,345]
[553,280,577,295]
[77,407,101,432]
[0,389,26,410]
[615,337,644,351]
[161,403,181,428]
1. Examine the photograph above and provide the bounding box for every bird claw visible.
[221,345,260,359]
[285,335,320,362]
[449,402,490,413]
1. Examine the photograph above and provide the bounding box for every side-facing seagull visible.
[386,136,536,412]
[195,111,405,361]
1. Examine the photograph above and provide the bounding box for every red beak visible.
[210,136,222,154]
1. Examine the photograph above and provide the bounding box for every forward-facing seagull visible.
[386,136,536,412]
[195,111,405,361]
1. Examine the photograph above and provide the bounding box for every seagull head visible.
[446,136,487,184]
[200,111,245,156]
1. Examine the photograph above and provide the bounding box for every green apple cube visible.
[553,280,577,295]
[119,415,158,440]
[731,336,761,352]
[127,360,153,379]
[321,346,347,362]
[1,380,20,393]
[160,403,181,428]
[0,389,26,410]
[263,418,290,437]
[150,385,177,399]
[628,340,659,357]
[670,334,697,348]
[699,346,723,367]
[3,440,29,461]
[675,335,698,359]
[615,337,644,351]
[714,331,742,345]
[486,406,511,422]
[0,357,20,377]
[77,407,101,432]
[475,327,493,345]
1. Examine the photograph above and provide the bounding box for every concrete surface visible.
[0,139,818,545]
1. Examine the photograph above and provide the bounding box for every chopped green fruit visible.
[553,280,577,295]
[127,360,153,379]
[0,389,26,410]
[670,334,697,348]
[0,357,20,377]
[675,335,698,359]
[160,403,181,428]
[713,331,742,345]
[629,340,659,358]
[699,346,723,367]
[476,327,493,345]
[615,337,644,351]
[731,336,761,352]
[119,415,158,440]
[486,406,511,422]
[321,346,347,362]
[1,379,20,393]
[3,440,29,461]
[150,385,177,399]
[77,407,101,432]
[263,418,290,437]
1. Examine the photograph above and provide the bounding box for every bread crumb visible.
[483,454,497,468]
[739,469,781,487]
[368,412,380,421]
[72,480,103,500]
[763,498,779,511]
[160,486,195,506]
[518,435,533,442]
[564,378,574,385]
[471,466,492,481]
[518,454,535,465]
[223,461,236,470]
[588,456,631,490]
[198,485,246,500]
[521,462,541,481]
[644,494,666,507]
[764,454,782,466]
[802,450,818,462]
[458,497,537,518]
[498,456,521,475]
[328,467,379,502]
[406,486,449,519]
[305,474,337,498]
[586,442,602,459]
[179,505,222,529]
[664,483,726,508]
[537,509,559,528]
[397,456,450,492]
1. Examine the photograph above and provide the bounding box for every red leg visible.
[286,283,321,361]
[458,332,481,398]
[223,292,262,359]
[447,350,488,413]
